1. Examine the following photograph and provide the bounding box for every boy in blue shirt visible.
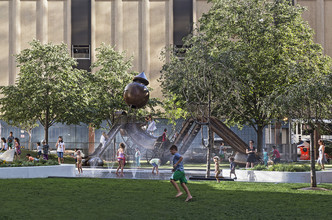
[170,145,192,202]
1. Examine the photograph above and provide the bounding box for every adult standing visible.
[272,146,281,164]
[246,140,257,168]
[317,139,326,170]
[7,131,14,150]
[56,136,65,164]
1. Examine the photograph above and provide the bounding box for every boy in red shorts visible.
[170,145,192,202]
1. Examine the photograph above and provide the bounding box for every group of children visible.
[213,156,237,182]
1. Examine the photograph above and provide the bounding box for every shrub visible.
[250,163,322,172]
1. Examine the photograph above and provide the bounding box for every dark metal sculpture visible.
[123,72,150,108]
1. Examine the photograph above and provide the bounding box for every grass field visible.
[1,178,331,220]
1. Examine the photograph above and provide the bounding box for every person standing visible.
[7,132,14,150]
[229,157,237,179]
[76,150,83,174]
[246,140,257,168]
[146,115,157,135]
[56,136,65,164]
[162,128,167,142]
[36,142,42,158]
[263,148,269,166]
[116,143,126,176]
[14,137,21,160]
[100,132,108,147]
[213,156,222,183]
[135,148,141,168]
[317,139,326,170]
[42,140,49,160]
[272,146,281,164]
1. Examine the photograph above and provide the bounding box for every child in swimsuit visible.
[116,143,126,176]
[76,150,83,174]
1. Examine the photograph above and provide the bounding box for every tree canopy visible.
[0,40,89,143]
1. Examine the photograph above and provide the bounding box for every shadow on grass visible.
[0,178,331,219]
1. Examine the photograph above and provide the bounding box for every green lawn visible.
[1,178,331,219]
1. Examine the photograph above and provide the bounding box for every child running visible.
[213,156,222,183]
[76,150,83,174]
[170,145,192,202]
[229,157,237,179]
[116,143,126,176]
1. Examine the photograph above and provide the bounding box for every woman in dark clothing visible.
[246,140,257,168]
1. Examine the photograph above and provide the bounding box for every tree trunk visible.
[257,125,264,153]
[310,132,317,187]
[206,90,212,178]
[206,125,213,178]
[28,130,32,150]
[44,107,49,144]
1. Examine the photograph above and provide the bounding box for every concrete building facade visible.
[0,0,330,97]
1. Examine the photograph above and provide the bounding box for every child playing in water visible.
[170,145,192,202]
[213,156,222,183]
[76,150,83,174]
[150,158,161,174]
[229,157,237,179]
[116,143,126,176]
[135,148,141,168]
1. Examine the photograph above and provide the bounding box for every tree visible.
[88,43,135,128]
[160,35,219,177]
[0,40,89,144]
[276,67,332,187]
[161,0,331,153]
[0,85,39,150]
